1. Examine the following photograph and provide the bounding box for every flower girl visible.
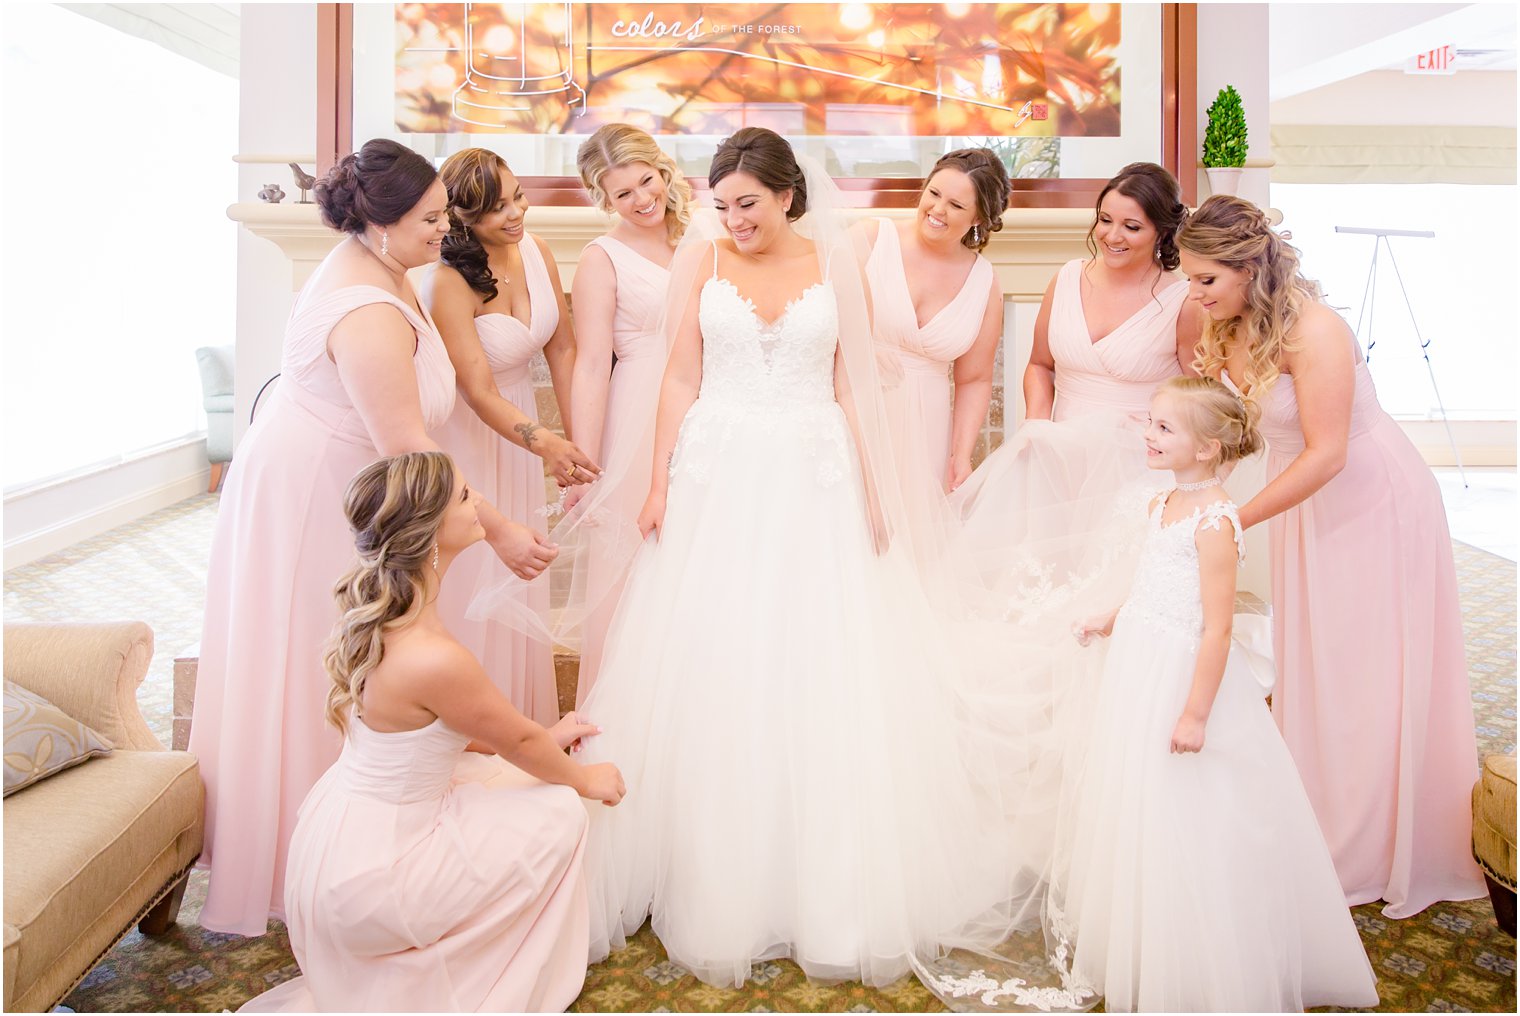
[1053,376,1379,1011]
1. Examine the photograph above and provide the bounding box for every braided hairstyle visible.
[925,148,1011,251]
[1157,375,1263,469]
[323,451,456,735]
[438,148,515,301]
[1177,195,1325,400]
[314,139,437,234]
[708,127,807,221]
[577,123,694,244]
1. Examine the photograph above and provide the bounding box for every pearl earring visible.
[380,229,390,258]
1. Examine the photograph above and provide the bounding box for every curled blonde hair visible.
[323,451,456,735]
[1157,376,1263,469]
[577,124,692,243]
[1176,195,1323,401]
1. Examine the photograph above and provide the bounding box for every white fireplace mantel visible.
[228,201,1097,298]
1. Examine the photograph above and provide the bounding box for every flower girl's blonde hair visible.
[1158,376,1263,469]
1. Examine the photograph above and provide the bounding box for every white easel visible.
[1335,225,1467,487]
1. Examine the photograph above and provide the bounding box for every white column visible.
[1197,4,1273,209]
[234,4,318,443]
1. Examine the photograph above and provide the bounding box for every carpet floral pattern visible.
[1,497,1512,1013]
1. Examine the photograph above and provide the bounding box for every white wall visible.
[234,4,318,442]
[1197,4,1272,207]
[1272,68,1517,127]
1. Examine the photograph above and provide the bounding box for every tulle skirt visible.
[1045,611,1379,1012]
[574,396,1026,988]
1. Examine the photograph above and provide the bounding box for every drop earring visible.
[971,224,980,245]
[380,229,390,258]
[431,542,440,573]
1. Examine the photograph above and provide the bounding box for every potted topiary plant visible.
[1201,85,1249,196]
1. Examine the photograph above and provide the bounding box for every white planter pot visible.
[1205,167,1245,197]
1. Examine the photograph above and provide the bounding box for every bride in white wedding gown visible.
[566,128,1048,990]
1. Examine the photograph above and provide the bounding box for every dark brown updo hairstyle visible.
[438,148,514,301]
[1086,162,1187,271]
[708,127,807,222]
[925,148,1011,252]
[315,138,437,235]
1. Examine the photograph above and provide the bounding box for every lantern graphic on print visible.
[452,3,585,129]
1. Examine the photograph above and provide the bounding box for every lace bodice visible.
[670,276,851,488]
[1118,495,1244,640]
[697,277,839,410]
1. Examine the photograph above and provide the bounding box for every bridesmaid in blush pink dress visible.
[425,149,595,728]
[950,165,1195,590]
[863,149,1005,494]
[1024,163,1195,429]
[1179,195,1484,918]
[563,125,689,702]
[238,452,626,1014]
[192,141,559,937]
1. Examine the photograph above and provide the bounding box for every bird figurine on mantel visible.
[289,163,317,204]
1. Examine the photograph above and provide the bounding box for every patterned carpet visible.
[3,497,1515,1013]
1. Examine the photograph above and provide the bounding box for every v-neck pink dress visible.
[950,259,1188,616]
[1049,258,1188,422]
[1254,355,1485,917]
[572,234,671,704]
[433,235,559,728]
[192,282,457,936]
[867,218,995,483]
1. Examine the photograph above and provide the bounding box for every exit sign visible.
[1407,44,1456,74]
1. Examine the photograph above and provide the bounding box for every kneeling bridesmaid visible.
[239,452,624,1014]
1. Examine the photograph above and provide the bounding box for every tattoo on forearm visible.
[514,422,543,448]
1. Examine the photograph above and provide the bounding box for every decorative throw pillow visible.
[3,681,113,796]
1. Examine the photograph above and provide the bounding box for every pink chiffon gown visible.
[865,218,995,484]
[1048,258,1187,423]
[237,717,590,1013]
[950,260,1187,588]
[434,235,559,727]
[1255,354,1486,918]
[572,235,670,704]
[191,284,456,936]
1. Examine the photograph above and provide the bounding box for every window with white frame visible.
[1,3,238,491]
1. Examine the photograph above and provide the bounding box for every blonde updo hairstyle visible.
[1157,376,1263,469]
[577,124,693,243]
[323,451,457,735]
[1176,195,1324,401]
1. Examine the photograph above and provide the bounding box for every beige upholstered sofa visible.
[3,622,204,1012]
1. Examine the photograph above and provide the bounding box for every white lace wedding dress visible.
[573,269,1022,989]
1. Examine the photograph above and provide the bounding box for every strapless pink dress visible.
[237,716,589,1013]
[434,236,559,728]
[572,235,670,704]
[866,218,994,484]
[1255,358,1485,917]
[192,284,456,936]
